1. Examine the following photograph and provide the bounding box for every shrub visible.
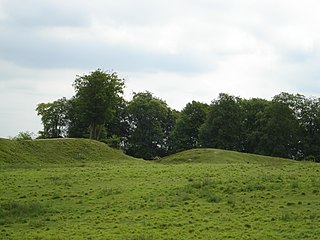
[12,131,35,140]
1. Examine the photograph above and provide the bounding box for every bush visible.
[12,131,35,141]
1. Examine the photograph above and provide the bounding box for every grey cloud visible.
[1,0,174,29]
[1,0,90,28]
[0,30,208,74]
[0,0,211,74]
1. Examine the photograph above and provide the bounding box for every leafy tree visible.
[104,98,130,146]
[273,92,320,161]
[302,98,320,161]
[199,93,244,151]
[162,109,179,155]
[66,96,88,138]
[67,96,129,145]
[125,92,173,159]
[241,98,270,153]
[171,101,209,152]
[72,69,125,140]
[36,97,69,138]
[256,101,301,159]
[273,92,306,120]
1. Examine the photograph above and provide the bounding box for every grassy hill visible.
[1,140,319,239]
[0,138,136,166]
[160,148,294,165]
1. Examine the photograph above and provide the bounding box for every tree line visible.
[36,69,320,162]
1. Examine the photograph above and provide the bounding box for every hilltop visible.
[0,138,298,166]
[160,148,295,165]
[0,138,137,166]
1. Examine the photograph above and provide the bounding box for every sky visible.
[1,0,320,138]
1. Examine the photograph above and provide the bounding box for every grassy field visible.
[0,139,320,239]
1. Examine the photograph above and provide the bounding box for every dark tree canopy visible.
[125,92,174,159]
[241,98,270,154]
[199,93,243,151]
[171,101,209,152]
[273,92,320,160]
[256,101,301,159]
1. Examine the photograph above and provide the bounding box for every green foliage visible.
[273,92,320,161]
[125,92,174,159]
[36,97,69,138]
[66,70,128,145]
[196,92,320,161]
[12,131,35,141]
[100,134,121,149]
[65,96,89,138]
[72,69,125,140]
[240,98,270,153]
[257,101,301,158]
[199,93,243,151]
[171,101,209,152]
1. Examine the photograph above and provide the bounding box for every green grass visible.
[159,148,294,165]
[0,140,320,239]
[0,138,136,167]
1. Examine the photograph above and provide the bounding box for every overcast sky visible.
[1,0,320,138]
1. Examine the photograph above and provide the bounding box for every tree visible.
[302,98,320,161]
[36,97,69,138]
[273,92,306,120]
[199,93,244,151]
[241,98,270,154]
[171,101,208,152]
[66,96,88,138]
[72,69,125,140]
[101,98,130,148]
[67,96,129,143]
[256,101,301,159]
[273,92,320,161]
[125,92,173,159]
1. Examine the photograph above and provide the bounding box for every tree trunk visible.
[89,124,96,139]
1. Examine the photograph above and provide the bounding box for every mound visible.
[0,138,136,165]
[160,148,294,165]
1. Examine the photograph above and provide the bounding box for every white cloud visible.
[1,0,320,137]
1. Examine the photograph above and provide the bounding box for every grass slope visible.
[1,141,320,239]
[0,138,136,166]
[160,148,294,165]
